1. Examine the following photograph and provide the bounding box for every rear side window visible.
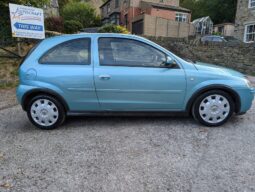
[39,38,91,65]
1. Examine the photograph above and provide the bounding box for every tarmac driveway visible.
[0,100,255,192]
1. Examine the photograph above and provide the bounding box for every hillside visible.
[81,0,104,14]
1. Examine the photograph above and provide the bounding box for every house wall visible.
[214,24,235,36]
[142,14,195,37]
[150,8,191,21]
[150,8,176,20]
[131,0,179,7]
[100,0,191,35]
[234,0,255,42]
[120,7,141,30]
[123,6,191,31]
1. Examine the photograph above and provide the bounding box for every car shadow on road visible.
[63,115,200,130]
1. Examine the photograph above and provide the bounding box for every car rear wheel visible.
[192,90,234,126]
[27,95,66,129]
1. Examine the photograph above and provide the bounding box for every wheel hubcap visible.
[30,99,59,126]
[199,94,230,124]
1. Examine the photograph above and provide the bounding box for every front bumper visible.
[251,88,255,95]
[237,87,255,113]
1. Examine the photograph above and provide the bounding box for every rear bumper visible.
[16,84,38,108]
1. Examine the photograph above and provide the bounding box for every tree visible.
[62,2,100,29]
[180,0,237,24]
[64,20,83,33]
[45,16,64,32]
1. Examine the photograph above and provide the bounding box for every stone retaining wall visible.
[148,37,255,75]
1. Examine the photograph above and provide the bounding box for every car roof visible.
[202,35,224,38]
[41,33,149,46]
[45,33,138,40]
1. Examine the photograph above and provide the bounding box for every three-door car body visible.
[16,33,255,129]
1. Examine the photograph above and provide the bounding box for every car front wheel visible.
[192,90,234,126]
[27,95,66,129]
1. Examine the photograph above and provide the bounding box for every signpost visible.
[9,3,45,39]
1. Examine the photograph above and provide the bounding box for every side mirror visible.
[164,56,176,67]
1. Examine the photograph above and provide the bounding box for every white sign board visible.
[9,3,45,39]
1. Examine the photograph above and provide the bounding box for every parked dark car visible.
[201,35,242,45]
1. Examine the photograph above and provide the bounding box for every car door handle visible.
[99,74,111,80]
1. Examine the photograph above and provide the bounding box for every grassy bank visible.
[0,57,20,89]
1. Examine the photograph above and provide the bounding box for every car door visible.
[36,38,100,111]
[94,37,186,111]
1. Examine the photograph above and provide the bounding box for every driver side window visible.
[99,38,166,67]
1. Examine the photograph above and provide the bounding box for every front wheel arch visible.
[186,85,241,114]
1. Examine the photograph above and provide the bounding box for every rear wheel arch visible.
[186,85,241,114]
[22,89,69,112]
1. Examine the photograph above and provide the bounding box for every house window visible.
[110,14,120,25]
[244,24,255,42]
[115,0,119,8]
[107,4,110,13]
[175,13,187,22]
[249,0,255,8]
[218,26,224,34]
[124,14,128,26]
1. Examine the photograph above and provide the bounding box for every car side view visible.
[17,33,255,129]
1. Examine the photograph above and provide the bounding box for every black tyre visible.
[26,95,66,129]
[192,90,234,127]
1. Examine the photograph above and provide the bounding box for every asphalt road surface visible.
[0,100,255,192]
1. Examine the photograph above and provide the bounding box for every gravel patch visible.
[0,89,17,110]
[0,77,254,192]
[0,101,254,192]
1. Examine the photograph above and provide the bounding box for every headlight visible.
[244,77,253,88]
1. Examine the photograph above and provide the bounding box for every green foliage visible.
[98,24,129,34]
[62,2,99,28]
[180,0,237,24]
[59,0,81,13]
[94,15,102,27]
[45,16,64,32]
[212,31,222,36]
[59,0,71,12]
[64,20,83,34]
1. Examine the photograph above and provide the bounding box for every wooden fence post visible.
[17,37,22,57]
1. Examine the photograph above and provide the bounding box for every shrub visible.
[44,16,64,32]
[64,20,83,34]
[62,2,99,28]
[98,24,129,34]
[93,15,102,27]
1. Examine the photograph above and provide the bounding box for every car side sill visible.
[67,111,189,117]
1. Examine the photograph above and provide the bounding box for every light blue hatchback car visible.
[17,33,255,129]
